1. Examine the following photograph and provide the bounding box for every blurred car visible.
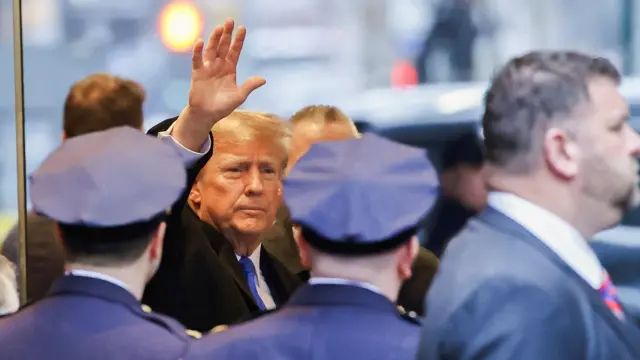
[344,78,640,322]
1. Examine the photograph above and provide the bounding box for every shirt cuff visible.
[157,122,212,166]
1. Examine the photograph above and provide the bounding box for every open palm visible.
[189,19,266,121]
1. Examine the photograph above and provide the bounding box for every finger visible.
[216,18,234,59]
[227,26,246,64]
[238,76,266,98]
[191,39,205,70]
[204,26,223,62]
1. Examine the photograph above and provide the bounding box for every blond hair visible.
[212,110,291,168]
[289,105,354,128]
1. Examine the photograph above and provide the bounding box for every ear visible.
[543,127,580,180]
[292,225,312,269]
[61,131,67,142]
[397,236,419,280]
[148,222,166,262]
[188,183,203,210]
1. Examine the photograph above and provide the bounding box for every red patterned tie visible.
[599,272,625,320]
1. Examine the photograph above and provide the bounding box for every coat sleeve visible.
[142,117,213,315]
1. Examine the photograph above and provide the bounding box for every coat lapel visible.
[195,212,259,310]
[478,207,640,356]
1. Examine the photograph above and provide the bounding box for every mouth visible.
[236,206,266,213]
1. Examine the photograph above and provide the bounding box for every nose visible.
[244,168,264,195]
[627,125,640,158]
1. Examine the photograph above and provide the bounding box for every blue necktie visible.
[238,256,267,310]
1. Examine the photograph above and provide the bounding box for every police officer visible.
[189,132,440,360]
[0,127,202,360]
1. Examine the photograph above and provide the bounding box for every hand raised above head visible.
[188,18,266,124]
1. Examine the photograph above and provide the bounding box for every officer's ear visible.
[292,225,312,269]
[148,222,166,262]
[397,236,419,280]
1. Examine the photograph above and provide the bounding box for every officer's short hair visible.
[482,51,621,173]
[63,73,145,138]
[59,220,162,266]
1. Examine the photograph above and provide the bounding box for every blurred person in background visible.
[0,255,18,317]
[0,127,200,359]
[417,51,640,360]
[262,105,440,316]
[416,0,479,83]
[189,133,439,360]
[422,130,487,257]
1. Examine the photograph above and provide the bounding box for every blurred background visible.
[0,0,637,235]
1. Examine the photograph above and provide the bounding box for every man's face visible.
[192,136,285,236]
[579,77,640,213]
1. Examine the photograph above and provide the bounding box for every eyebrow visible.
[216,155,281,167]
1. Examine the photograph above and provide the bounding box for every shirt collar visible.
[308,277,384,296]
[65,269,131,293]
[488,191,604,289]
[235,244,262,270]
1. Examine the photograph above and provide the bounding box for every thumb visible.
[239,76,266,98]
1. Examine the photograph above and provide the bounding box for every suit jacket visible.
[0,275,195,360]
[143,118,300,332]
[417,207,640,360]
[262,205,439,316]
[190,283,421,360]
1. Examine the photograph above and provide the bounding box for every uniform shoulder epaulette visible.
[397,305,421,326]
[210,324,228,333]
[186,329,203,339]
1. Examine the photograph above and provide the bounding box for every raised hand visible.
[188,18,266,123]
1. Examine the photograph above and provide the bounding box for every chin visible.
[234,222,268,235]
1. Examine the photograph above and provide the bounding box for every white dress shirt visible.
[235,244,276,310]
[157,123,211,165]
[488,191,604,290]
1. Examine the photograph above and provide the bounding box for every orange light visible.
[159,1,204,53]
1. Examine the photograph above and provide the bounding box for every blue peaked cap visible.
[284,133,439,253]
[29,126,186,226]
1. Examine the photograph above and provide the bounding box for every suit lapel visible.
[478,207,640,355]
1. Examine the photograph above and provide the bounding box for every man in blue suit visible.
[417,51,640,359]
[190,133,440,359]
[0,127,202,360]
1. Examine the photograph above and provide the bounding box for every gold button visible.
[186,329,202,339]
[397,305,406,314]
[210,324,228,333]
[141,304,152,313]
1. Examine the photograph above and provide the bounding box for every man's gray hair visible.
[482,51,621,173]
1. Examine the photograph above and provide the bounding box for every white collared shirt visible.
[157,123,211,166]
[488,191,604,290]
[308,277,384,296]
[66,269,131,292]
[235,244,276,309]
